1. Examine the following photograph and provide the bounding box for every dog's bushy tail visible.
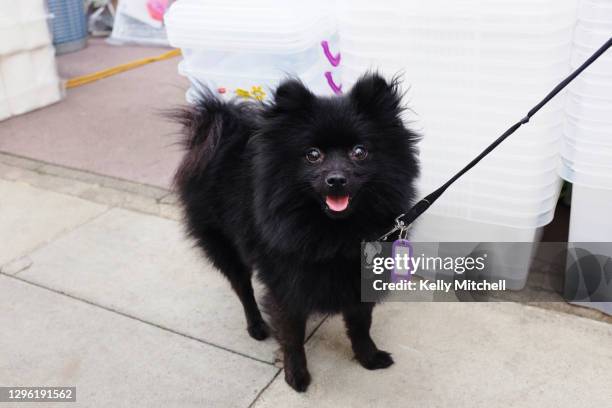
[169,92,252,190]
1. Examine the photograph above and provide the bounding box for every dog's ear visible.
[349,73,403,118]
[273,79,315,113]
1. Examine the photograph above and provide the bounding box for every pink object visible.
[324,71,343,95]
[147,0,169,22]
[321,41,341,67]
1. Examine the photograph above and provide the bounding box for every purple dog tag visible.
[392,239,413,283]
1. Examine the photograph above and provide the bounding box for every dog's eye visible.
[350,145,368,161]
[305,148,323,163]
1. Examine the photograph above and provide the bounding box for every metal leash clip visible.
[379,213,411,241]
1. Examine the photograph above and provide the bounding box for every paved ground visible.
[0,39,186,188]
[1,40,610,407]
[0,153,611,407]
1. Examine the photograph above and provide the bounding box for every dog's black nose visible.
[325,173,347,187]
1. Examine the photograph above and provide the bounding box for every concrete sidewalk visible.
[0,156,610,407]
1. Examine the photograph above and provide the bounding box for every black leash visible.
[381,37,612,241]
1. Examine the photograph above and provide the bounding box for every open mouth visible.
[325,194,350,213]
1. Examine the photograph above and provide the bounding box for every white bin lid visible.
[165,0,336,53]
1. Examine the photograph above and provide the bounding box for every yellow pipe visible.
[66,48,181,89]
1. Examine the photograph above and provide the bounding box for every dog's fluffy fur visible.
[173,74,419,392]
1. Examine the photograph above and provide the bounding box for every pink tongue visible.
[326,195,350,212]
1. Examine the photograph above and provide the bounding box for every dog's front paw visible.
[356,350,394,370]
[247,320,270,341]
[284,366,311,392]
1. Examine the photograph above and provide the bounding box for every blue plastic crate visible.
[47,0,87,52]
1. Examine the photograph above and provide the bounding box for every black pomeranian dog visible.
[173,73,419,392]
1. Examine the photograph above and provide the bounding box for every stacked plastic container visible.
[338,0,579,288]
[562,0,612,242]
[164,0,339,102]
[562,0,612,315]
[0,0,62,121]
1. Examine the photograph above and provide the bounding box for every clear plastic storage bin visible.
[165,0,340,100]
[0,15,52,55]
[0,46,62,118]
[337,0,577,291]
[561,0,612,200]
